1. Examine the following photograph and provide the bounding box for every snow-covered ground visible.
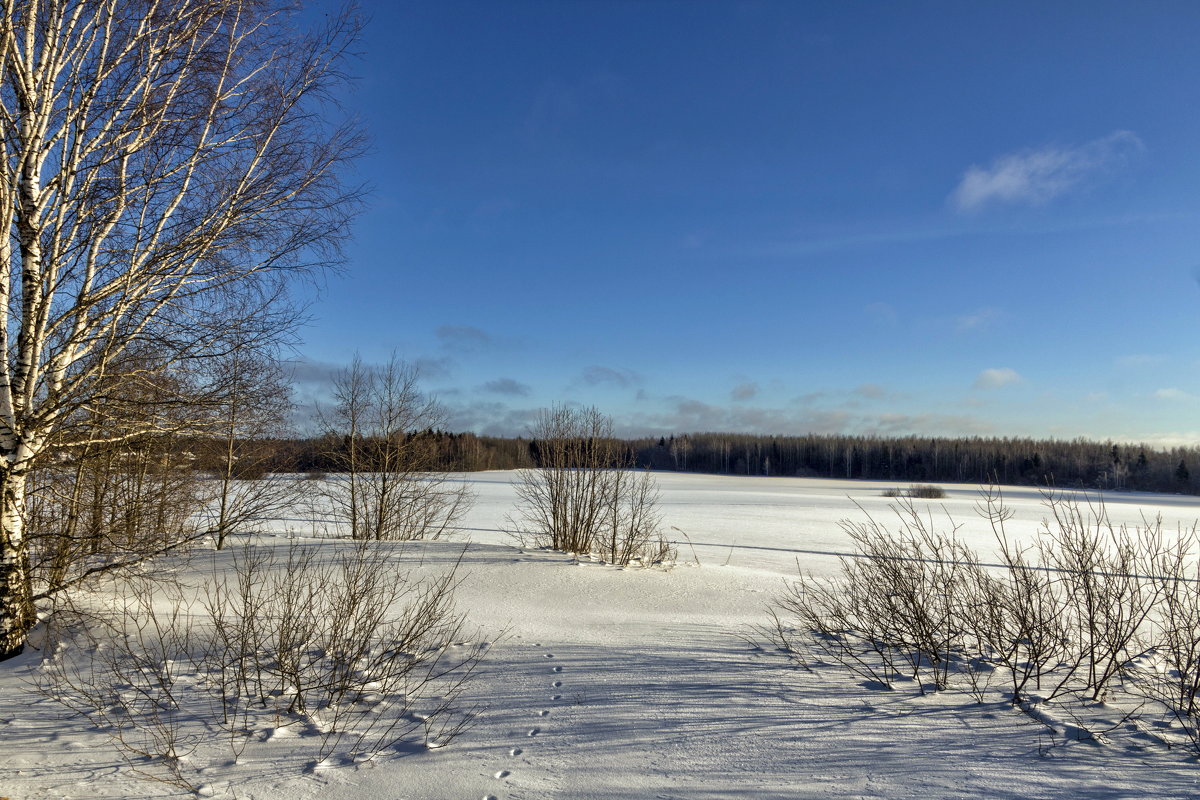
[5,471,1200,799]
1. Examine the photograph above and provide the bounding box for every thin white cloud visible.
[865,302,897,325]
[951,131,1143,212]
[1122,431,1200,449]
[1155,387,1196,401]
[955,308,1001,333]
[1116,354,1168,369]
[617,397,990,438]
[974,367,1023,390]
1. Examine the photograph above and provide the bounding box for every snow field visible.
[4,471,1200,798]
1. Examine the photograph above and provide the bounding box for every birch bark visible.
[0,0,359,658]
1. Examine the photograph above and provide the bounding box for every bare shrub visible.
[771,499,975,691]
[1131,523,1200,750]
[770,485,1200,752]
[322,356,472,541]
[40,541,483,788]
[27,433,206,604]
[512,406,674,566]
[1034,491,1167,701]
[880,485,946,500]
[963,491,1073,703]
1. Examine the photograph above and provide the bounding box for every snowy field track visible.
[4,471,1200,799]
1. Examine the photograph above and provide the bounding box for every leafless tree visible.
[321,355,472,541]
[25,351,207,601]
[0,0,362,658]
[202,347,300,549]
[512,405,672,566]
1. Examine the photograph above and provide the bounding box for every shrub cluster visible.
[881,484,947,499]
[41,541,482,790]
[771,489,1200,751]
[512,406,674,566]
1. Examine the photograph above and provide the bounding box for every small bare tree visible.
[321,355,472,541]
[202,347,300,549]
[512,405,672,566]
[26,353,208,601]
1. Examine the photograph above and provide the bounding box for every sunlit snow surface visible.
[5,471,1200,799]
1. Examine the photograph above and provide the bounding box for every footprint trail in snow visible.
[488,644,570,797]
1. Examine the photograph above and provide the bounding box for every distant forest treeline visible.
[231,431,1200,495]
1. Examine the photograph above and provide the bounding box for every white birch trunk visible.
[0,2,359,656]
[0,461,33,658]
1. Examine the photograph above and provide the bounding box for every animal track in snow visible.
[509,747,522,757]
[551,665,562,673]
[537,710,549,717]
[527,727,540,737]
[495,770,510,779]
[552,680,562,688]
[551,694,562,700]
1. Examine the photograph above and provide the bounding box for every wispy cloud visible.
[287,357,342,389]
[1121,430,1200,449]
[1116,354,1168,369]
[443,401,541,437]
[951,131,1143,212]
[436,393,993,439]
[955,308,1002,333]
[855,383,887,399]
[618,397,990,438]
[973,367,1023,390]
[436,324,492,354]
[1155,387,1196,401]
[577,365,641,389]
[731,382,759,401]
[480,377,531,397]
[412,356,455,380]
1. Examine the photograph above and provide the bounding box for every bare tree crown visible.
[0,0,362,657]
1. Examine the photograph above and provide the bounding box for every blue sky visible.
[294,0,1200,444]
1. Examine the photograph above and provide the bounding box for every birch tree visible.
[0,0,361,659]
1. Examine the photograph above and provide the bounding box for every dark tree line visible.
[225,430,1200,496]
[222,430,537,475]
[625,433,1199,495]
